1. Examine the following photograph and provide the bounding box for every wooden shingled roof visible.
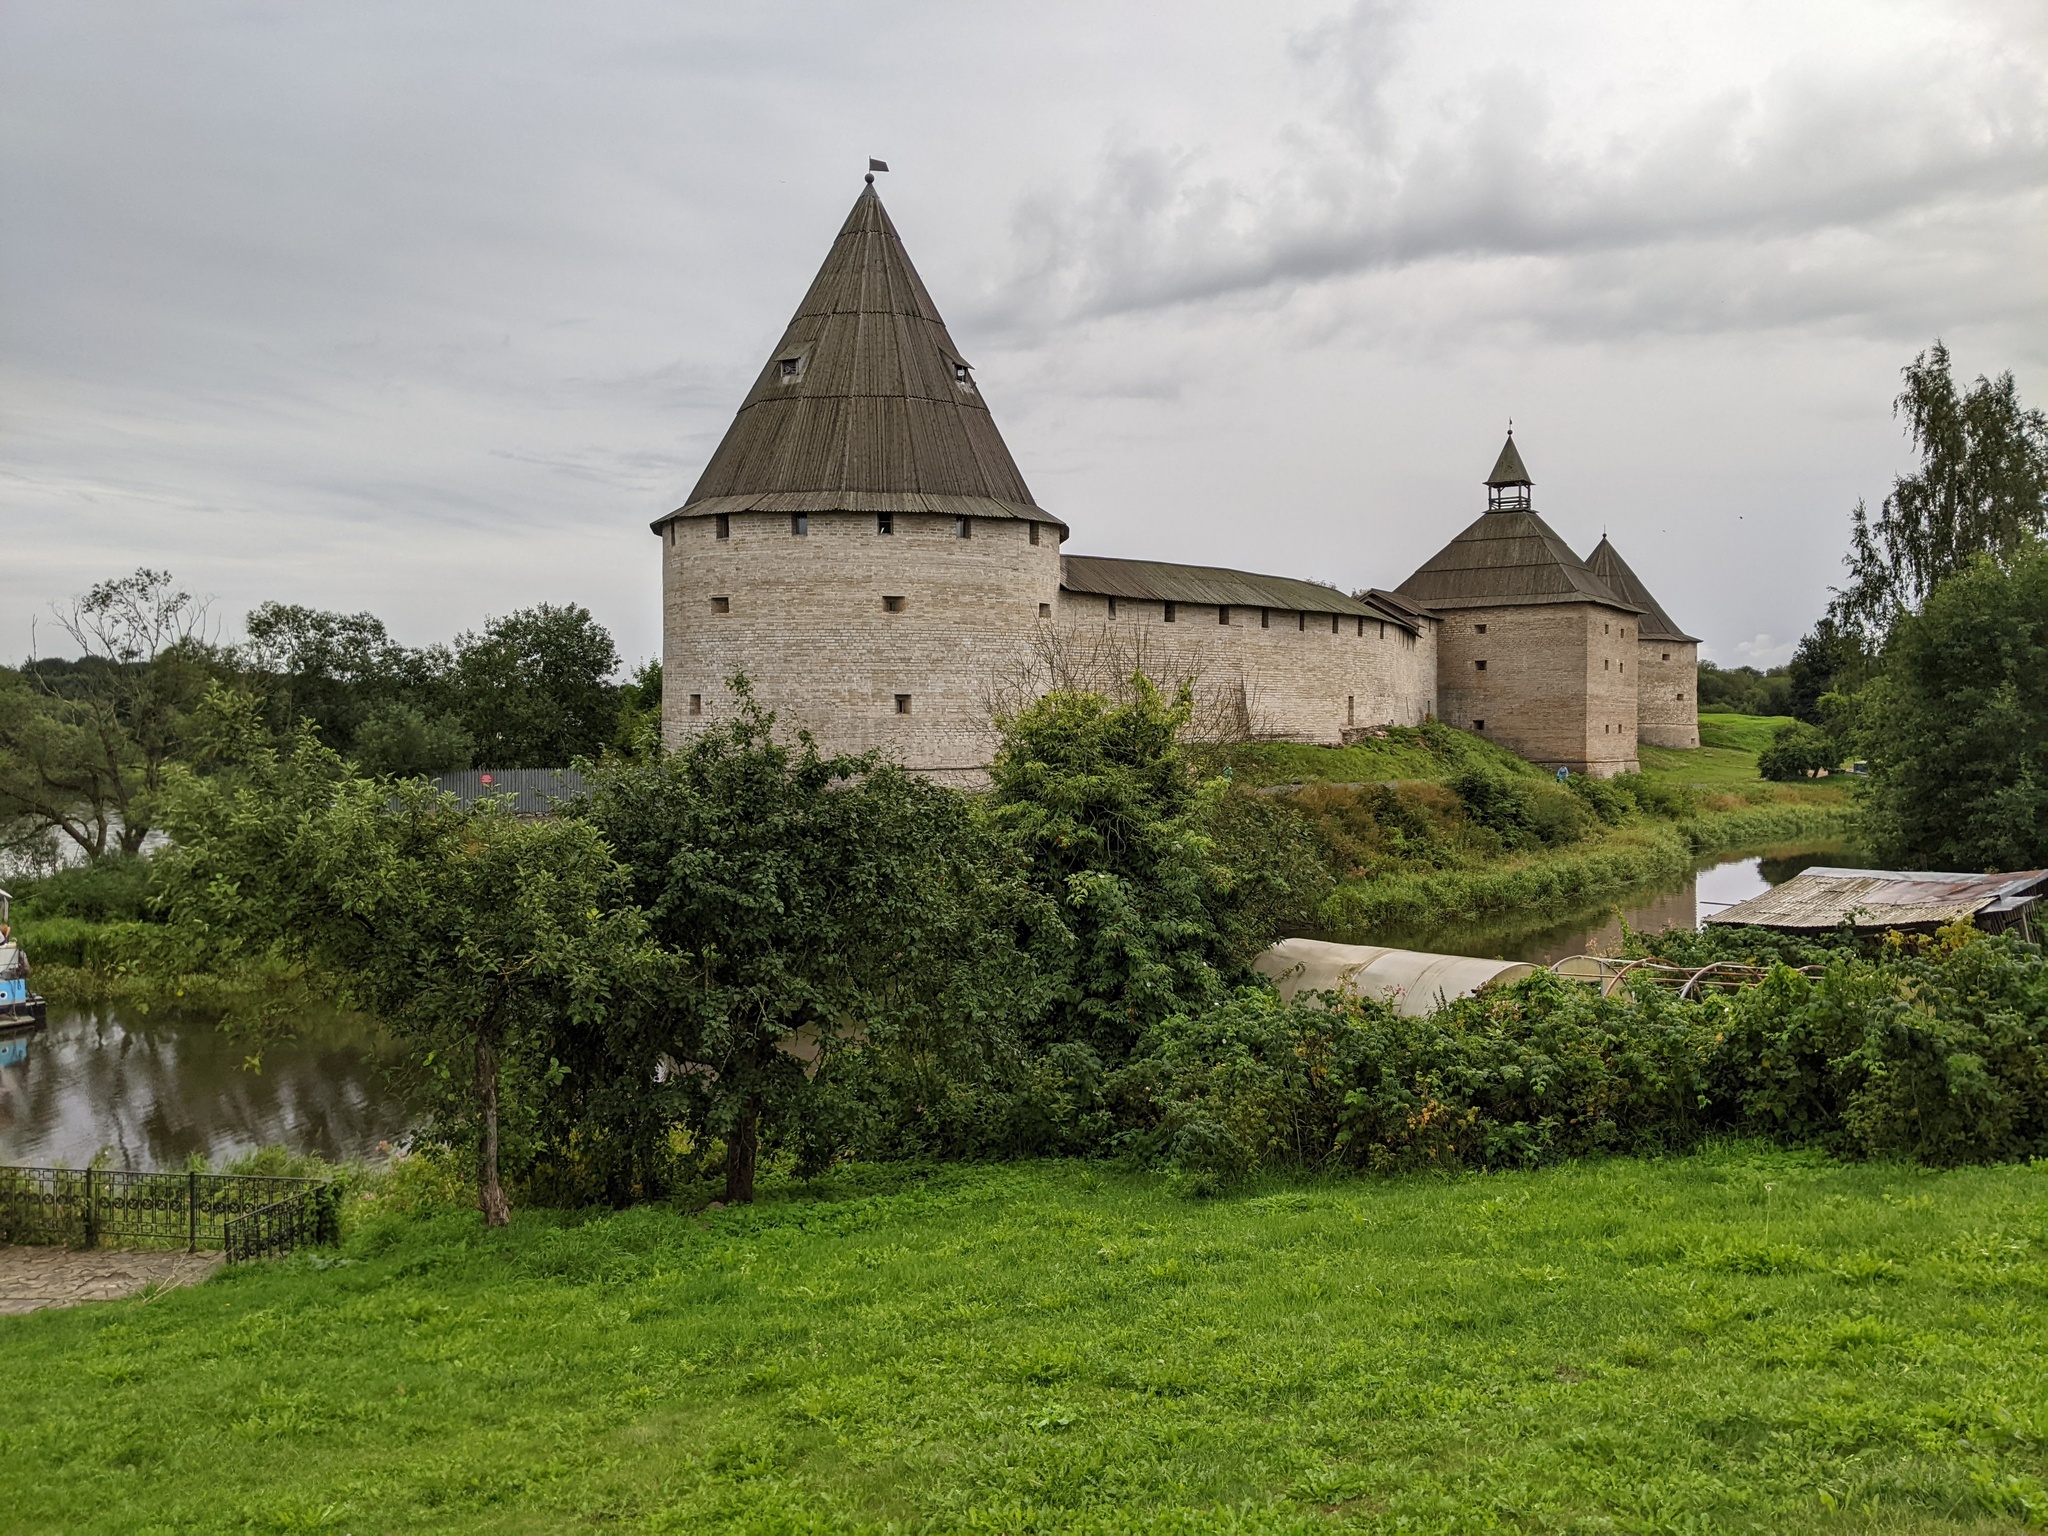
[1586,537,1698,643]
[1061,555,1421,631]
[659,185,1059,533]
[1396,509,1640,613]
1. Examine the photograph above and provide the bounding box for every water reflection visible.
[0,1006,414,1170]
[1355,845,1868,965]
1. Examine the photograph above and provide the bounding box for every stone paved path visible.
[0,1245,223,1315]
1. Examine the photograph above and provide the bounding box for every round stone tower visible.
[655,182,1065,781]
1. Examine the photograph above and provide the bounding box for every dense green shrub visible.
[12,854,154,922]
[1758,721,1839,781]
[1448,768,1595,851]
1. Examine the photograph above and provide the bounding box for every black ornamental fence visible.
[0,1166,338,1262]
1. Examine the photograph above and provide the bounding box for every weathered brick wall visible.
[1046,593,1437,742]
[1434,602,1640,775]
[1636,640,1699,748]
[661,510,1062,778]
[662,511,1440,779]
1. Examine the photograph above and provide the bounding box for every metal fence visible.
[0,1166,337,1261]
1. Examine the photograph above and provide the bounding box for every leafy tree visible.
[610,659,663,759]
[240,602,429,749]
[1695,662,1792,717]
[982,679,1238,1061]
[1785,614,1873,727]
[0,570,220,858]
[155,687,646,1224]
[351,699,472,778]
[1757,721,1838,782]
[578,678,1038,1203]
[453,604,621,767]
[1861,544,2048,870]
[1836,341,2048,636]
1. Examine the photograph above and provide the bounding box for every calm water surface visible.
[0,1006,413,1170]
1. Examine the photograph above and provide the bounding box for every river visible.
[0,843,1858,1170]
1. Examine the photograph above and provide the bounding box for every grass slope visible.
[5,1155,2046,1533]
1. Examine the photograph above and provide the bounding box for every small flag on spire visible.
[868,158,889,173]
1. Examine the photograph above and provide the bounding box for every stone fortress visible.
[657,182,1697,780]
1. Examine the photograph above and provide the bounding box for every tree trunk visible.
[475,1036,511,1227]
[724,1097,761,1204]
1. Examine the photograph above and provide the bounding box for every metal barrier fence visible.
[0,1166,337,1261]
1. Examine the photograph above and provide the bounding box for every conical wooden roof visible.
[661,185,1059,532]
[1485,433,1532,487]
[1586,537,1697,642]
[1397,509,1640,613]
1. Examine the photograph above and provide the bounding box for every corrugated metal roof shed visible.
[1707,867,2047,935]
[430,769,590,817]
[658,185,1061,534]
[1061,555,1418,629]
[1397,508,1642,613]
[1586,537,1698,643]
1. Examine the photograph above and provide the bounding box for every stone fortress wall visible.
[1047,592,1437,744]
[1433,604,1642,776]
[663,509,1061,781]
[1635,640,1701,749]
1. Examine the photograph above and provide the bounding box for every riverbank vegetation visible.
[7,1151,2048,1532]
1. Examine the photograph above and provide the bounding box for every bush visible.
[1757,721,1838,781]
[13,855,154,923]
[1448,768,1595,850]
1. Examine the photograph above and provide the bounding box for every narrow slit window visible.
[1163,602,1177,623]
[666,523,675,546]
[883,595,906,613]
[1330,614,1339,634]
[1604,658,1610,670]
[711,596,731,614]
[1378,621,1386,639]
[894,694,912,715]
[1356,617,1365,637]
[1260,608,1270,629]
[1038,602,1051,618]
[1106,595,1118,619]
[954,516,972,539]
[1028,521,1040,546]
[1218,605,1231,626]
[1297,613,1306,632]
[877,512,893,535]
[689,694,703,716]
[715,513,730,540]
[791,513,808,536]
[1346,696,1355,725]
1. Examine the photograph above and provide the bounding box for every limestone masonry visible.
[657,183,1698,780]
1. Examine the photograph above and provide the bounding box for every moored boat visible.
[0,889,49,1035]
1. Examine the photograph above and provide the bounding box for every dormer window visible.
[778,359,798,380]
[953,363,970,383]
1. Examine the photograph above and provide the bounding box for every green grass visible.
[1228,724,1544,787]
[1699,712,1798,754]
[6,1153,2047,1533]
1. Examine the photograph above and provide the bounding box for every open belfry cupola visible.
[1484,429,1534,511]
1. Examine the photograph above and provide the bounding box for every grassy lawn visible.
[1641,714,1852,805]
[7,1153,2047,1533]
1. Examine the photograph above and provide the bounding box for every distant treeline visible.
[1,573,659,862]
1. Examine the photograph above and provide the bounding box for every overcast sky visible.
[4,1,2043,670]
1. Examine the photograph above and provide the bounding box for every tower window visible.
[1604,658,1610,670]
[1106,595,1118,619]
[955,516,971,539]
[1260,608,1270,629]
[1028,521,1040,546]
[877,512,893,535]
[1218,606,1231,626]
[1347,696,1355,725]
[1662,651,1671,662]
[666,523,675,546]
[894,694,912,714]
[1356,617,1365,637]
[689,694,703,716]
[1297,613,1306,632]
[778,358,799,381]
[1330,614,1339,634]
[1038,602,1051,618]
[1474,659,1486,671]
[715,513,731,539]
[883,595,906,613]
[1163,602,1177,623]
[711,596,731,613]
[953,362,970,384]
[1604,623,1611,634]
[1378,621,1386,639]
[1475,623,1486,634]
[1474,720,1485,730]
[791,513,808,536]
